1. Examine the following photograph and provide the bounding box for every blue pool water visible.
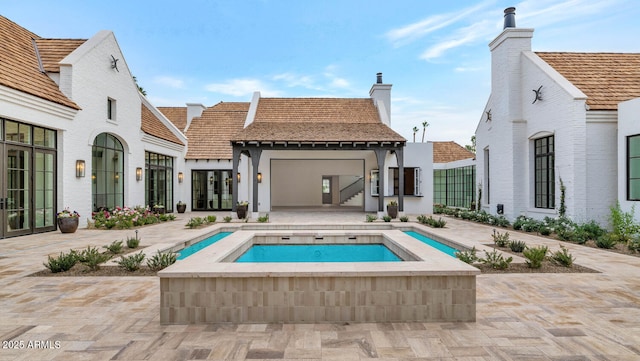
[235,244,401,263]
[176,232,233,260]
[404,231,458,257]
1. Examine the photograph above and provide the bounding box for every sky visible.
[3,0,640,146]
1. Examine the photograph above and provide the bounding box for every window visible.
[628,134,640,200]
[92,133,124,211]
[107,98,116,120]
[191,170,233,210]
[534,136,555,208]
[145,152,174,212]
[370,170,379,196]
[390,167,421,196]
[484,148,490,204]
[433,166,476,208]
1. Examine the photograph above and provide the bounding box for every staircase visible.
[341,191,363,207]
[339,176,364,207]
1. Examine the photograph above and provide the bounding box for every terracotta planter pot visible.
[236,205,248,219]
[387,205,398,219]
[58,217,79,233]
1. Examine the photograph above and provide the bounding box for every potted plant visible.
[236,201,249,219]
[57,208,80,233]
[387,200,398,219]
[153,204,165,214]
[176,201,187,214]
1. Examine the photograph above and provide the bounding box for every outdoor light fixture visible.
[257,172,262,183]
[209,176,214,184]
[75,160,85,178]
[115,174,120,183]
[178,172,184,183]
[136,167,143,181]
[237,173,241,183]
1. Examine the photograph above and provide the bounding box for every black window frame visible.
[534,135,555,209]
[628,134,640,201]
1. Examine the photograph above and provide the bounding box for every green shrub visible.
[480,249,513,270]
[538,227,552,236]
[522,219,541,233]
[103,240,123,255]
[257,214,269,223]
[628,235,640,253]
[126,236,140,248]
[491,229,510,247]
[417,215,447,228]
[92,206,175,229]
[223,216,232,223]
[578,220,607,240]
[205,215,217,223]
[595,234,618,249]
[550,245,575,267]
[43,250,78,273]
[116,252,146,272]
[523,245,548,268]
[509,240,526,253]
[382,215,392,222]
[186,217,205,229]
[493,215,511,228]
[609,202,640,239]
[399,215,409,222]
[455,247,478,264]
[512,215,528,231]
[78,246,111,271]
[366,214,377,222]
[146,251,177,271]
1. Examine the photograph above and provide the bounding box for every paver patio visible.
[1,212,639,360]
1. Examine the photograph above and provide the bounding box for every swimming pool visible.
[235,244,401,262]
[403,231,459,257]
[176,232,233,260]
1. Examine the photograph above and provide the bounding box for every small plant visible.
[223,216,232,223]
[509,240,526,253]
[146,250,177,271]
[491,229,510,247]
[117,252,146,272]
[78,246,111,271]
[480,249,513,270]
[455,247,478,264]
[522,245,548,269]
[595,234,618,249]
[382,215,392,222]
[609,202,639,240]
[103,240,124,255]
[205,215,217,223]
[399,215,409,222]
[628,235,640,253]
[387,200,398,206]
[578,220,607,240]
[186,217,205,229]
[126,236,140,248]
[366,214,377,222]
[538,226,552,236]
[43,250,77,273]
[550,245,575,267]
[417,215,447,228]
[257,214,269,223]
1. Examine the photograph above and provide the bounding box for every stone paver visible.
[1,212,639,360]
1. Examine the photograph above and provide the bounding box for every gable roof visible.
[34,38,86,72]
[185,102,249,159]
[0,16,80,109]
[433,141,475,163]
[158,107,188,131]
[536,52,640,111]
[232,98,405,143]
[141,103,184,145]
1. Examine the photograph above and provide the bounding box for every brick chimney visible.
[369,72,392,126]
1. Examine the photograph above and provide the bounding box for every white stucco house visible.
[475,8,640,225]
[1,15,435,239]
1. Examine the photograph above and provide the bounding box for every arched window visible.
[92,133,124,211]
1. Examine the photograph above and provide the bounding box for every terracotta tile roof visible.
[433,141,475,163]
[34,38,86,72]
[185,102,250,159]
[232,98,406,143]
[536,52,640,111]
[141,103,184,145]
[0,16,79,109]
[158,107,188,131]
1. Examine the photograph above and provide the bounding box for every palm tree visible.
[421,121,429,143]
[412,126,419,142]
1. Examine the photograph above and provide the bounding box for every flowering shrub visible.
[57,209,80,218]
[91,206,175,229]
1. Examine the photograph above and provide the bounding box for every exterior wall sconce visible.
[257,172,262,183]
[136,167,143,181]
[209,176,214,184]
[75,160,85,178]
[237,172,241,183]
[91,173,96,184]
[178,172,184,183]
[115,173,120,183]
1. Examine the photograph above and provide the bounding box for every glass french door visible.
[2,145,31,237]
[191,170,233,211]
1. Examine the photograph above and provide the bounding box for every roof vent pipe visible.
[376,72,383,84]
[503,7,516,29]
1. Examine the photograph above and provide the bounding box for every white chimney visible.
[369,72,392,126]
[185,103,206,131]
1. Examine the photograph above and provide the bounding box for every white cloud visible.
[205,78,281,97]
[420,20,494,60]
[153,76,185,89]
[272,73,317,89]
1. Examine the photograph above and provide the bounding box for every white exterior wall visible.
[184,156,249,211]
[618,98,640,223]
[384,143,433,215]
